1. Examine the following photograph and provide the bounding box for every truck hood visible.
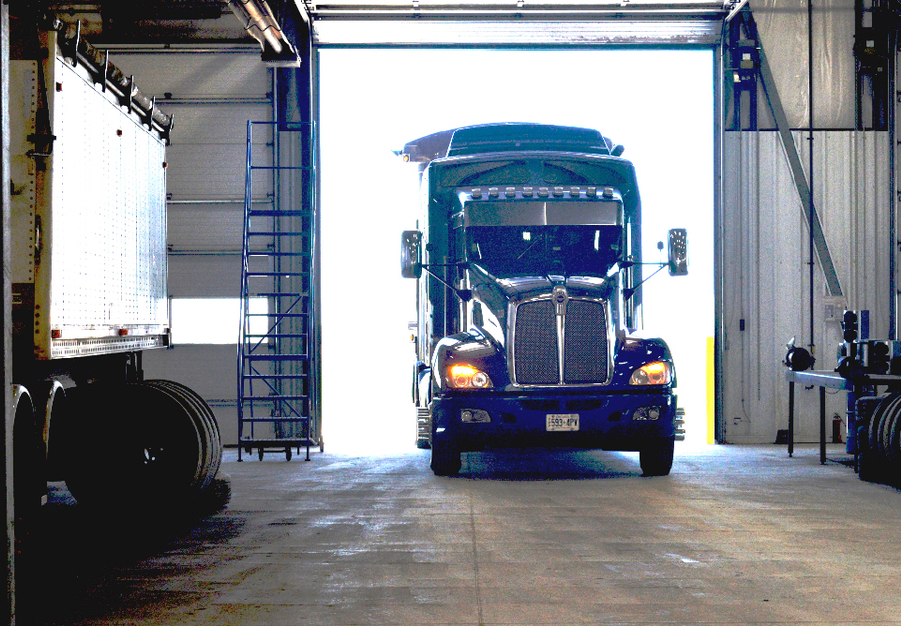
[470,264,616,304]
[468,264,617,347]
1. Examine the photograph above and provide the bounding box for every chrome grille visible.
[513,297,608,386]
[563,300,608,384]
[513,300,558,385]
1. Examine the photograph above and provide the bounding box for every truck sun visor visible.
[463,201,621,227]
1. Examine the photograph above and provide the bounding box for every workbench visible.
[785,369,901,465]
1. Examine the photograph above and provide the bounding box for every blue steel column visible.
[714,35,726,444]
[275,9,318,456]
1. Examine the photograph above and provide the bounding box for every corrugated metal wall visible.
[750,0,857,129]
[721,130,891,443]
[110,51,273,446]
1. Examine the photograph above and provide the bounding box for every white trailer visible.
[11,31,170,359]
[9,24,223,520]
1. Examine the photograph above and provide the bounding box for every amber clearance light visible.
[629,361,672,386]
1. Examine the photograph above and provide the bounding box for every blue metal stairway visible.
[238,121,320,461]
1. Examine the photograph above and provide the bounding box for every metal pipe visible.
[167,250,243,256]
[808,0,815,358]
[103,45,259,54]
[229,0,285,53]
[889,8,898,340]
[714,35,726,443]
[167,198,272,205]
[158,96,272,106]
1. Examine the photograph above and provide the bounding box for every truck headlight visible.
[629,361,672,386]
[448,364,493,389]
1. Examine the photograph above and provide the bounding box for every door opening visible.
[319,48,715,452]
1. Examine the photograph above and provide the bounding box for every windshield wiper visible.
[515,234,543,260]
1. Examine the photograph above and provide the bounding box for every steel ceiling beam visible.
[307,4,728,21]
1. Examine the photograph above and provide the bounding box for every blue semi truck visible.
[399,123,687,476]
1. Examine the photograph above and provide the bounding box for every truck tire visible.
[640,438,674,477]
[430,437,461,476]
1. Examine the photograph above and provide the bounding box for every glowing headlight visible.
[448,364,493,389]
[629,361,672,386]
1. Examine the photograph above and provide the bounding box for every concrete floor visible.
[25,444,901,625]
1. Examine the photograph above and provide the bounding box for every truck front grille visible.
[513,300,559,385]
[513,298,608,386]
[563,300,608,384]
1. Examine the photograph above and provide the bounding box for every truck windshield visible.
[465,225,622,278]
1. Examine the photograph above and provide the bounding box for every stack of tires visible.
[858,391,901,486]
[64,379,224,510]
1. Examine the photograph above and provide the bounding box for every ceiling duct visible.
[228,0,303,64]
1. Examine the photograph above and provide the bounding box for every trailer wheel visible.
[867,393,900,482]
[869,396,891,469]
[11,386,40,592]
[144,380,222,491]
[430,437,460,476]
[882,395,901,485]
[640,438,674,477]
[63,382,213,508]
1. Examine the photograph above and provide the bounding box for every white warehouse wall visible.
[721,130,892,443]
[718,0,897,444]
[750,0,857,129]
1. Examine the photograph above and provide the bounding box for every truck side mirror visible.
[667,228,688,276]
[401,230,423,279]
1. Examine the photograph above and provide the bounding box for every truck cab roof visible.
[399,123,623,164]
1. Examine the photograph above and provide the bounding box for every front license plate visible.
[546,413,579,432]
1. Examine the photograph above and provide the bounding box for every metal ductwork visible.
[228,0,302,66]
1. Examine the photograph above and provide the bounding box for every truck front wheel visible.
[640,438,674,477]
[430,437,460,476]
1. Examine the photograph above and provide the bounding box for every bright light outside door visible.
[319,48,714,452]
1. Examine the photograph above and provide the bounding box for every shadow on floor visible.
[456,447,645,481]
[18,479,238,626]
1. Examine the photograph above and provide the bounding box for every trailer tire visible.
[871,394,901,480]
[143,380,222,488]
[11,386,40,596]
[63,383,206,508]
[867,397,889,479]
[430,437,461,476]
[883,395,901,485]
[640,438,674,477]
[857,423,878,483]
[878,395,901,462]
